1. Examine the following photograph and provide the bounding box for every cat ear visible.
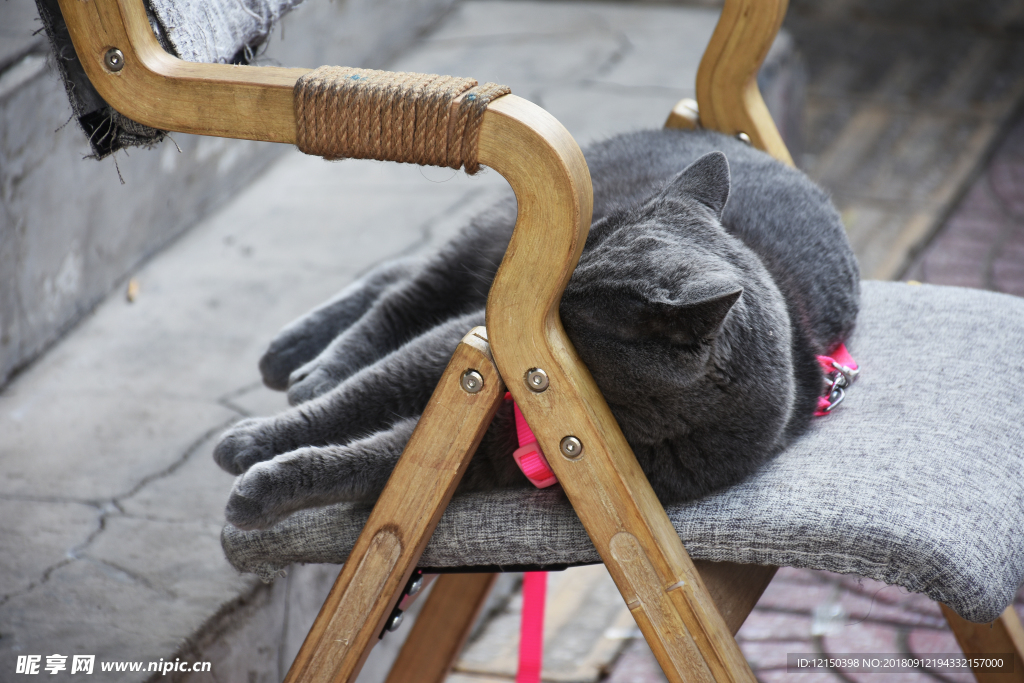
[667,151,731,219]
[644,287,742,344]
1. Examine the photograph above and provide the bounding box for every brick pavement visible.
[608,567,1024,683]
[904,108,1024,295]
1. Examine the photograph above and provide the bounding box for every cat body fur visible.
[215,129,859,530]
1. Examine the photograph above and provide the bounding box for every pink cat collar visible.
[815,343,859,416]
[507,393,558,488]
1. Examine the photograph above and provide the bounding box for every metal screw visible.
[104,48,125,72]
[406,574,424,597]
[736,132,751,145]
[460,370,484,394]
[559,436,583,459]
[525,368,549,392]
[385,609,404,632]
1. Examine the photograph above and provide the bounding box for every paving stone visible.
[446,674,513,683]
[735,610,816,642]
[820,619,904,661]
[989,154,1024,217]
[758,670,846,683]
[747,577,840,615]
[831,586,950,629]
[603,638,669,683]
[771,566,832,585]
[905,626,968,658]
[738,639,814,673]
[454,565,632,682]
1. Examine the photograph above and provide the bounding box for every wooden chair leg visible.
[284,328,505,683]
[695,562,777,635]
[386,573,498,683]
[942,604,1024,683]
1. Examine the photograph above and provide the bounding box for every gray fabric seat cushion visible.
[222,281,1024,623]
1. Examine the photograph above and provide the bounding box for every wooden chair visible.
[53,0,1024,681]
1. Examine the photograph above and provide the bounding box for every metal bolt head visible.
[525,368,549,392]
[559,435,583,459]
[406,574,424,597]
[104,48,125,72]
[460,370,484,394]
[736,131,752,145]
[385,609,404,632]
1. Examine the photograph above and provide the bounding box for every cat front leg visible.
[285,268,490,405]
[259,257,420,390]
[225,417,419,529]
[214,310,485,475]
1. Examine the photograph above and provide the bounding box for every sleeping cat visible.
[214,129,860,530]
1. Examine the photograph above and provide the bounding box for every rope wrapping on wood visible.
[294,66,511,174]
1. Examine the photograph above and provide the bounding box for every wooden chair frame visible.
[54,0,1024,680]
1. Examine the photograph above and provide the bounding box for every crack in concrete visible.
[115,418,238,504]
[0,507,106,608]
[84,557,178,600]
[1,418,237,611]
[216,380,265,417]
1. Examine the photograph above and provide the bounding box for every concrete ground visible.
[3,0,1023,682]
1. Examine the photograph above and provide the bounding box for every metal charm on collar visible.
[816,343,860,416]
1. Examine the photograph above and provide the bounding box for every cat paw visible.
[286,361,340,405]
[259,341,310,392]
[224,462,287,529]
[213,418,277,475]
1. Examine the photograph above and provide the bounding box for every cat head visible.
[560,151,794,444]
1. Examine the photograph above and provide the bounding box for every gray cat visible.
[215,129,860,530]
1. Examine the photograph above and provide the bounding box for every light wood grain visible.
[695,0,794,166]
[283,329,505,683]
[481,85,756,683]
[665,98,701,131]
[694,562,777,635]
[942,604,1024,683]
[386,573,497,683]
[56,0,305,142]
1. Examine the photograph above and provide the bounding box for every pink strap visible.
[508,393,558,488]
[817,342,858,375]
[516,571,547,683]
